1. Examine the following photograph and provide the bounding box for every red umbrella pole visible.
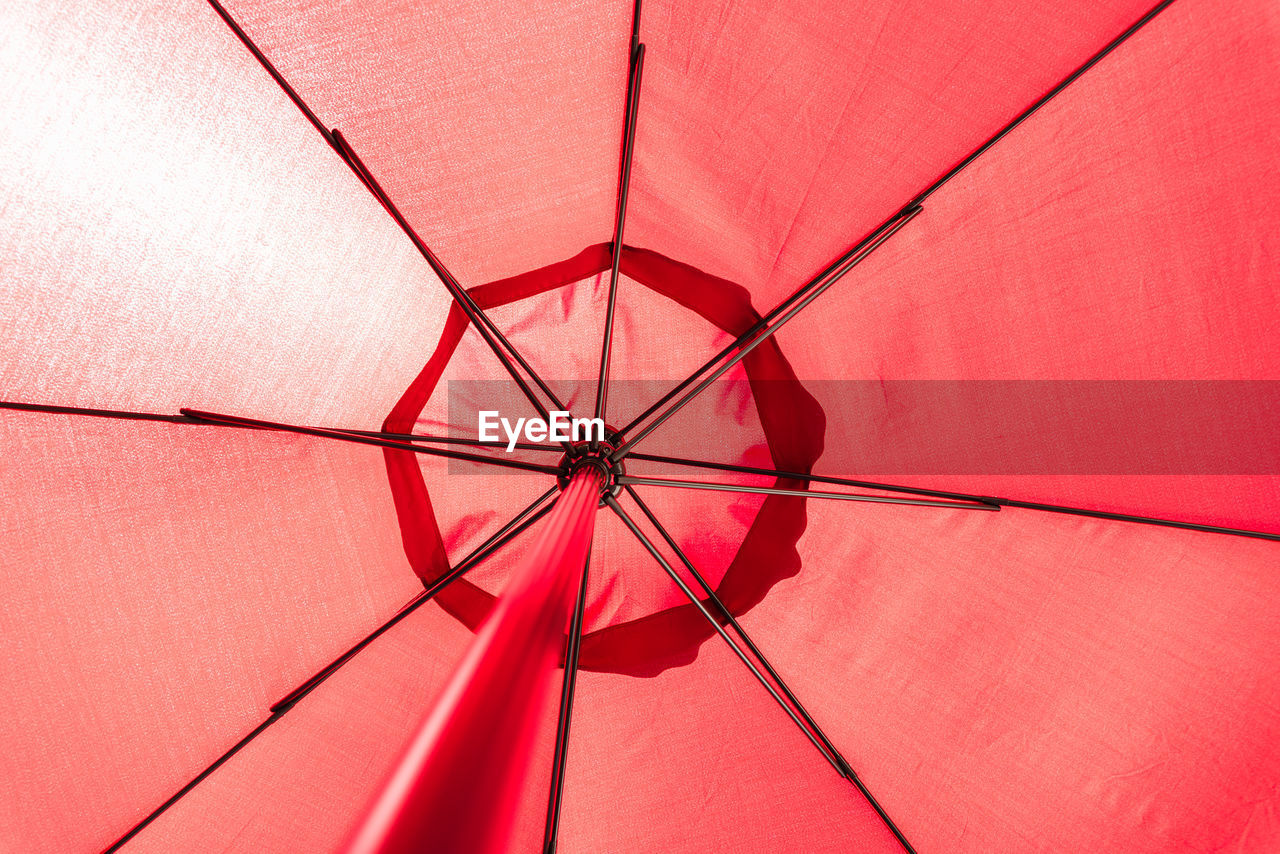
[344,469,603,854]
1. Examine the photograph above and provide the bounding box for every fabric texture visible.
[0,0,1276,851]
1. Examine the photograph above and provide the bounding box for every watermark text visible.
[478,410,605,452]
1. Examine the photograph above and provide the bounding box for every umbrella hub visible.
[557,433,625,505]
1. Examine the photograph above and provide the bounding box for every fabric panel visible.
[121,605,475,853]
[0,0,453,429]
[0,411,423,853]
[558,637,907,853]
[221,0,632,285]
[770,0,1280,532]
[627,0,1154,308]
[742,500,1280,852]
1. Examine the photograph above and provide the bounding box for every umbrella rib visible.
[348,428,564,454]
[623,486,917,853]
[628,451,1003,503]
[592,41,646,430]
[0,400,195,424]
[0,401,561,456]
[204,0,574,453]
[619,475,997,511]
[607,493,918,853]
[612,205,920,446]
[542,551,590,854]
[180,408,564,476]
[99,487,557,854]
[909,0,1179,208]
[603,496,844,764]
[269,486,560,713]
[327,129,574,440]
[6,404,1277,538]
[610,206,922,460]
[203,0,329,140]
[979,498,1280,541]
[626,453,1280,541]
[614,0,1179,454]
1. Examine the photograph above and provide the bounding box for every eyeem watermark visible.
[455,380,1280,473]
[478,410,605,452]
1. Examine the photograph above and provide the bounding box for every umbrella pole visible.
[344,470,602,854]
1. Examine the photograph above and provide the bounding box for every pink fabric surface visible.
[626,0,1154,308]
[220,0,632,285]
[741,500,1280,852]
[122,605,477,853]
[0,0,452,429]
[123,521,559,854]
[559,637,906,853]
[768,0,1280,532]
[0,0,1276,850]
[0,411,423,853]
[124,599,906,854]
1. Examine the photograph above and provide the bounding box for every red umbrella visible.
[2,0,1278,851]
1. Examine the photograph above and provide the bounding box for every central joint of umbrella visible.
[556,434,625,504]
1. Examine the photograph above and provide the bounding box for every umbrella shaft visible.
[343,471,601,854]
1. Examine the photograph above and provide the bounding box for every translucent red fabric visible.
[741,500,1280,852]
[771,0,1280,534]
[218,0,632,285]
[626,0,1157,309]
[0,412,423,852]
[0,0,454,429]
[1,0,1278,851]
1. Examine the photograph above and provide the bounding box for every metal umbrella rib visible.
[610,206,922,461]
[612,0,1180,462]
[593,42,645,430]
[619,475,999,511]
[542,553,590,854]
[179,409,564,476]
[622,485,918,854]
[605,492,917,853]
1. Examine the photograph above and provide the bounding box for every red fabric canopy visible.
[1,0,1277,851]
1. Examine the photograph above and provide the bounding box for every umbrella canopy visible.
[2,0,1278,851]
